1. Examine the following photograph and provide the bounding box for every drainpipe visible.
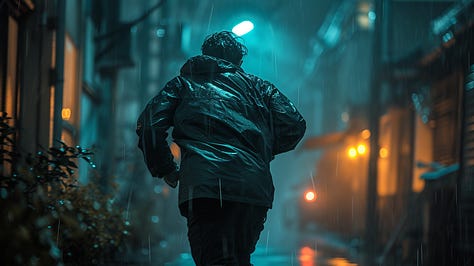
[52,0,65,147]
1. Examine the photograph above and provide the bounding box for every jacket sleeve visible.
[136,77,182,177]
[268,86,306,156]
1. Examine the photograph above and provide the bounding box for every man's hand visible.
[163,169,179,188]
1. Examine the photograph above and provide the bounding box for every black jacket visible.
[137,55,306,208]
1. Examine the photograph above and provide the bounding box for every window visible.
[5,17,18,125]
[61,34,80,146]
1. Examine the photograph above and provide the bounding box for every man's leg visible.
[234,203,268,266]
[179,198,240,266]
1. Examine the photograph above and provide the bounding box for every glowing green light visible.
[232,20,254,36]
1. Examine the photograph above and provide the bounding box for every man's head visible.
[201,31,248,66]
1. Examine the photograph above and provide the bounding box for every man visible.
[136,31,306,266]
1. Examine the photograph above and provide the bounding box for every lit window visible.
[379,147,388,158]
[61,34,79,147]
[62,108,72,120]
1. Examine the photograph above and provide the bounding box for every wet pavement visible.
[164,246,359,266]
[164,230,361,266]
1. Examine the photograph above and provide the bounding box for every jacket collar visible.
[180,55,242,76]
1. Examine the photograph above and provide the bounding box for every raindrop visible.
[218,178,223,207]
[207,4,214,33]
[148,235,152,263]
[265,230,270,255]
[126,185,134,220]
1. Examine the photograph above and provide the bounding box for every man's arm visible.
[268,87,306,156]
[136,77,182,178]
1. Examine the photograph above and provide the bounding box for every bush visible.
[0,113,127,265]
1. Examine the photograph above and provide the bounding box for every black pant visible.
[179,198,268,266]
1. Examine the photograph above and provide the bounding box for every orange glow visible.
[304,190,317,202]
[61,130,74,147]
[6,17,18,123]
[361,129,371,139]
[379,147,388,158]
[170,142,181,161]
[357,144,366,155]
[299,246,316,266]
[327,257,358,266]
[63,34,78,124]
[61,108,71,120]
[347,147,357,158]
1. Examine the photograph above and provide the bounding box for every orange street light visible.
[348,147,357,158]
[357,144,367,155]
[304,190,317,202]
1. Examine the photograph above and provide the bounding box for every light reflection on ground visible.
[165,239,359,265]
[327,257,358,266]
[299,246,317,266]
[298,246,358,266]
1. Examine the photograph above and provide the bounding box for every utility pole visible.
[365,0,389,265]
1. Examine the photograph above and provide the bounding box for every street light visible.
[348,144,367,159]
[357,144,367,155]
[304,190,317,202]
[232,20,254,36]
[348,147,358,158]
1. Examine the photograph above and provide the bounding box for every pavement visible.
[164,246,359,266]
[164,230,361,266]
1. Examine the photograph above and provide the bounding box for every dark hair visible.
[201,31,248,65]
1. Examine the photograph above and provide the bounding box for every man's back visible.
[173,55,278,208]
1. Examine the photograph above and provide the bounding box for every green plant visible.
[0,113,128,265]
[0,112,18,178]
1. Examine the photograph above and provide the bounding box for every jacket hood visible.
[180,55,242,76]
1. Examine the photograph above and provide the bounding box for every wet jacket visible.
[136,55,306,208]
